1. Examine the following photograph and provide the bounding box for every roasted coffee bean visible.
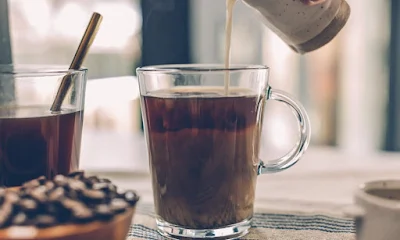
[95,204,114,221]
[12,212,28,226]
[0,188,6,196]
[123,191,140,206]
[54,175,68,187]
[72,207,94,223]
[45,181,55,190]
[68,171,85,179]
[51,201,72,223]
[81,178,94,188]
[60,198,86,211]
[92,182,109,191]
[18,199,38,213]
[30,186,48,203]
[106,191,118,202]
[66,189,80,200]
[99,178,111,184]
[87,176,100,183]
[110,199,128,213]
[23,179,41,189]
[48,187,65,202]
[68,179,86,191]
[5,192,20,205]
[37,176,47,185]
[0,203,13,228]
[0,189,6,205]
[108,184,118,192]
[17,190,30,199]
[35,215,56,228]
[82,189,105,203]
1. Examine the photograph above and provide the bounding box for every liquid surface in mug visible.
[142,87,265,229]
[367,189,400,201]
[0,106,83,187]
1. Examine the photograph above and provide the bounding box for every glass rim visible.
[0,64,88,76]
[137,64,269,73]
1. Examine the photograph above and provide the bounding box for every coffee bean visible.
[45,181,55,190]
[99,178,111,184]
[68,171,85,179]
[12,212,28,226]
[23,179,41,189]
[108,184,118,192]
[30,186,48,203]
[37,176,47,185]
[17,190,30,199]
[48,187,65,202]
[95,204,114,221]
[68,179,86,191]
[123,191,139,206]
[81,178,94,188]
[110,199,128,213]
[0,188,6,197]
[5,192,20,204]
[105,192,118,202]
[0,189,6,205]
[51,201,72,223]
[92,182,109,191]
[18,199,37,213]
[87,176,100,183]
[62,191,78,201]
[54,175,68,187]
[72,207,94,223]
[82,189,105,203]
[35,215,56,228]
[0,203,13,228]
[60,198,86,211]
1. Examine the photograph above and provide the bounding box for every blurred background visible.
[0,0,397,171]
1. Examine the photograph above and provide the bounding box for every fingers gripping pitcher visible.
[243,0,351,53]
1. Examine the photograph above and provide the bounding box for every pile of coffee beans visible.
[0,171,139,228]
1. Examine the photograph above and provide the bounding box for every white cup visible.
[348,180,400,240]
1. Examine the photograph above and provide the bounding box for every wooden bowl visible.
[0,207,135,240]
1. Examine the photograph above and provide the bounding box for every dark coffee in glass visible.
[143,88,261,229]
[0,107,83,186]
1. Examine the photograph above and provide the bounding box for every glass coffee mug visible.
[137,64,311,239]
[0,65,86,187]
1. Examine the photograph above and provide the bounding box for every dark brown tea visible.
[0,106,83,187]
[142,87,265,229]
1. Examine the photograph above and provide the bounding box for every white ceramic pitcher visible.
[243,0,351,53]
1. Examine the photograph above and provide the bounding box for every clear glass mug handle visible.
[258,87,311,174]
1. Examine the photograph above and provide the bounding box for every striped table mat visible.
[127,203,356,240]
